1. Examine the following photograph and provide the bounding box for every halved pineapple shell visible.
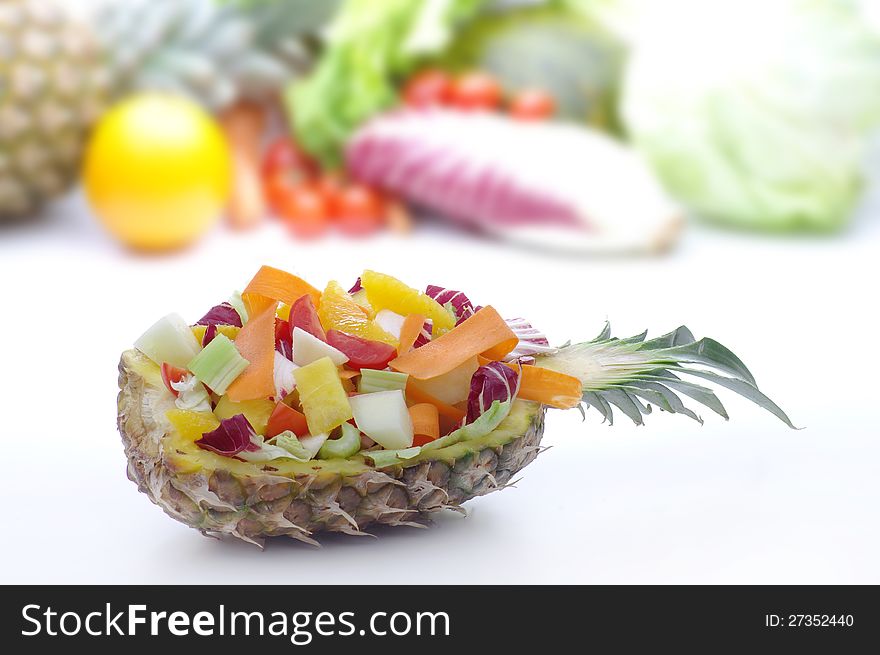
[117,349,545,547]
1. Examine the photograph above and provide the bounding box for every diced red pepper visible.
[265,401,309,438]
[412,434,437,447]
[290,294,326,341]
[275,317,292,358]
[326,330,397,371]
[161,363,188,397]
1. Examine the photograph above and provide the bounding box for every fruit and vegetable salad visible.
[118,266,793,546]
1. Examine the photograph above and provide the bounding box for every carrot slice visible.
[405,380,466,422]
[409,403,440,443]
[243,265,322,315]
[397,313,425,356]
[338,368,360,380]
[390,306,517,379]
[226,300,277,402]
[510,363,583,409]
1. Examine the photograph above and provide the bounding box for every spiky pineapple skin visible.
[117,350,545,547]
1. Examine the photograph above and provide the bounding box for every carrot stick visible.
[510,363,583,409]
[397,313,425,356]
[409,403,440,443]
[218,101,266,230]
[243,265,322,315]
[390,306,517,379]
[226,300,277,402]
[405,380,466,422]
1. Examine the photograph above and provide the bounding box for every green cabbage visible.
[621,0,880,231]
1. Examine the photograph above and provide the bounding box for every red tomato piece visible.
[403,69,454,108]
[290,294,326,341]
[315,171,345,217]
[275,185,329,238]
[161,363,188,397]
[266,401,310,438]
[412,434,437,447]
[450,72,503,111]
[509,89,556,121]
[336,184,385,236]
[326,330,397,370]
[275,318,292,359]
[261,136,319,182]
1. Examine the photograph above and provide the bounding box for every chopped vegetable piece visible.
[166,408,219,443]
[374,309,406,339]
[273,351,297,399]
[297,433,330,459]
[227,291,249,325]
[242,265,322,310]
[467,361,519,424]
[326,330,396,370]
[195,414,260,457]
[135,313,203,369]
[425,285,477,324]
[293,356,353,435]
[275,318,292,358]
[504,317,557,361]
[361,270,455,337]
[160,363,188,397]
[349,390,413,450]
[318,422,362,459]
[191,324,239,344]
[390,306,517,379]
[187,333,249,396]
[196,303,243,328]
[397,313,426,355]
[214,396,275,435]
[409,403,440,446]
[508,363,582,409]
[266,401,310,438]
[202,324,218,347]
[358,369,409,394]
[421,399,512,453]
[409,356,478,404]
[293,327,349,366]
[318,280,397,345]
[290,294,325,341]
[405,380,467,423]
[226,301,277,402]
[170,375,212,413]
[238,434,308,462]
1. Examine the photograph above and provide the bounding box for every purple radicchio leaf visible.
[466,361,520,424]
[426,285,478,325]
[503,317,557,362]
[202,324,218,347]
[195,414,260,457]
[196,302,243,328]
[275,318,293,359]
[413,319,433,348]
[348,278,363,294]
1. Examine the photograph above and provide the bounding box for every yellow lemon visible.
[83,93,231,251]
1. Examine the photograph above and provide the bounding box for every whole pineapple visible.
[0,0,339,219]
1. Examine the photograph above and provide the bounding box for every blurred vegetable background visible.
[2,0,880,251]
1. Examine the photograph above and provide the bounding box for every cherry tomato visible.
[335,184,385,236]
[450,72,503,111]
[403,69,454,108]
[160,363,188,397]
[275,185,329,238]
[508,89,556,121]
[290,295,326,341]
[261,136,319,182]
[326,330,397,370]
[266,402,309,438]
[315,171,346,217]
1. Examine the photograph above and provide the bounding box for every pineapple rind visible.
[118,349,545,546]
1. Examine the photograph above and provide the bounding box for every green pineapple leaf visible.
[535,323,797,428]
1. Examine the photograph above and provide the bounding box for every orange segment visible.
[317,280,397,345]
[360,270,455,337]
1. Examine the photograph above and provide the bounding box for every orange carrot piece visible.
[409,403,440,442]
[397,313,425,356]
[390,306,517,379]
[338,368,360,380]
[510,363,583,409]
[243,265,322,314]
[405,381,466,422]
[226,301,277,402]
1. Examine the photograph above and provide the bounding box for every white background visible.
[1,186,878,584]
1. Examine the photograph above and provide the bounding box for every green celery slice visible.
[358,369,409,393]
[187,334,249,395]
